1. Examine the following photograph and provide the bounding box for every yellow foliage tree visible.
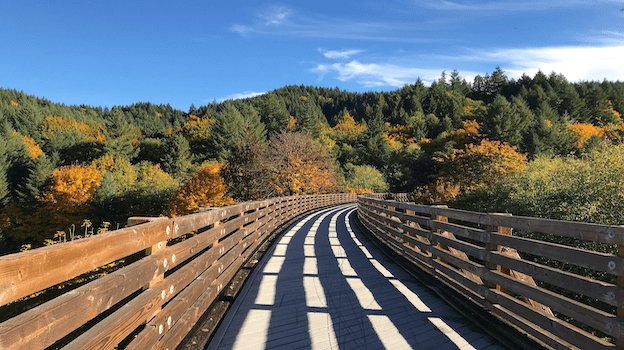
[434,139,527,192]
[42,116,106,142]
[91,154,137,194]
[182,115,214,141]
[450,119,482,144]
[38,165,103,210]
[1,165,106,243]
[13,131,45,159]
[332,112,366,139]
[165,163,232,217]
[387,124,416,146]
[250,132,342,197]
[567,122,605,148]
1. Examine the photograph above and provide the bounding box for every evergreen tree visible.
[557,83,584,121]
[241,104,267,145]
[0,136,10,207]
[260,93,290,135]
[581,83,618,125]
[161,133,193,176]
[16,155,54,204]
[211,102,245,161]
[103,108,141,161]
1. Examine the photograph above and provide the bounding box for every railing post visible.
[484,213,512,292]
[618,243,624,349]
[128,217,170,288]
[431,205,449,263]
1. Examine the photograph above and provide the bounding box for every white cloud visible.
[258,6,291,25]
[230,6,433,43]
[321,49,364,60]
[313,60,479,87]
[217,91,266,103]
[424,0,603,11]
[475,45,624,82]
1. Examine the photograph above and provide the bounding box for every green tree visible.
[103,108,141,161]
[0,136,9,207]
[211,102,245,161]
[161,133,193,176]
[343,163,389,193]
[260,93,290,135]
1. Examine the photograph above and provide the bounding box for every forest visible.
[2,68,624,255]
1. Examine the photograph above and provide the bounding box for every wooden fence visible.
[0,193,356,350]
[358,195,624,350]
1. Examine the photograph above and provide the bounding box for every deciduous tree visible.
[166,163,231,217]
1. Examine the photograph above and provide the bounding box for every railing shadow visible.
[211,204,504,349]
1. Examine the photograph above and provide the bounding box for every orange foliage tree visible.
[414,138,527,204]
[1,165,105,243]
[434,139,527,191]
[165,163,232,217]
[38,165,103,211]
[42,116,107,143]
[19,133,44,159]
[567,122,605,148]
[332,112,366,139]
[249,131,342,197]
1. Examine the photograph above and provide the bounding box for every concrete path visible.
[207,204,506,350]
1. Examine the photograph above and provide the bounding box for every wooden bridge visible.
[0,193,623,350]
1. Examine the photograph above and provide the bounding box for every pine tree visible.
[211,102,245,161]
[260,93,290,135]
[161,133,193,176]
[241,104,267,145]
[0,136,10,207]
[103,108,141,161]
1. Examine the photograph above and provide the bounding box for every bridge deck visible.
[207,204,506,350]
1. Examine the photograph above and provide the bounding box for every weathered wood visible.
[489,302,584,350]
[484,268,622,339]
[432,220,624,276]
[358,197,624,350]
[424,206,624,245]
[154,256,243,350]
[618,243,624,349]
[0,219,171,307]
[485,289,615,350]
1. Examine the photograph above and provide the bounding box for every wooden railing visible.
[357,196,624,350]
[0,193,356,350]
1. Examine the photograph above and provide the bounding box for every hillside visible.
[2,68,624,253]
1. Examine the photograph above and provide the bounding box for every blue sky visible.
[1,0,623,112]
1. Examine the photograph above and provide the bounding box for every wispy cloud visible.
[313,60,479,87]
[470,45,624,81]
[230,6,437,43]
[216,91,266,103]
[258,6,291,25]
[320,49,364,60]
[424,0,602,11]
[312,44,624,89]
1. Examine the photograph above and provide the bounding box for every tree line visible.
[2,68,624,254]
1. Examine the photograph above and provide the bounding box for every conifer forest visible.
[2,68,624,255]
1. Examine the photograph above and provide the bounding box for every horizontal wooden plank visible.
[484,268,622,339]
[0,220,229,350]
[154,255,244,350]
[433,220,624,276]
[362,197,624,245]
[485,289,615,350]
[489,302,584,350]
[124,262,222,350]
[488,249,623,308]
[63,231,236,350]
[0,219,172,307]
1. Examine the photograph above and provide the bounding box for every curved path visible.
[207,204,506,350]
